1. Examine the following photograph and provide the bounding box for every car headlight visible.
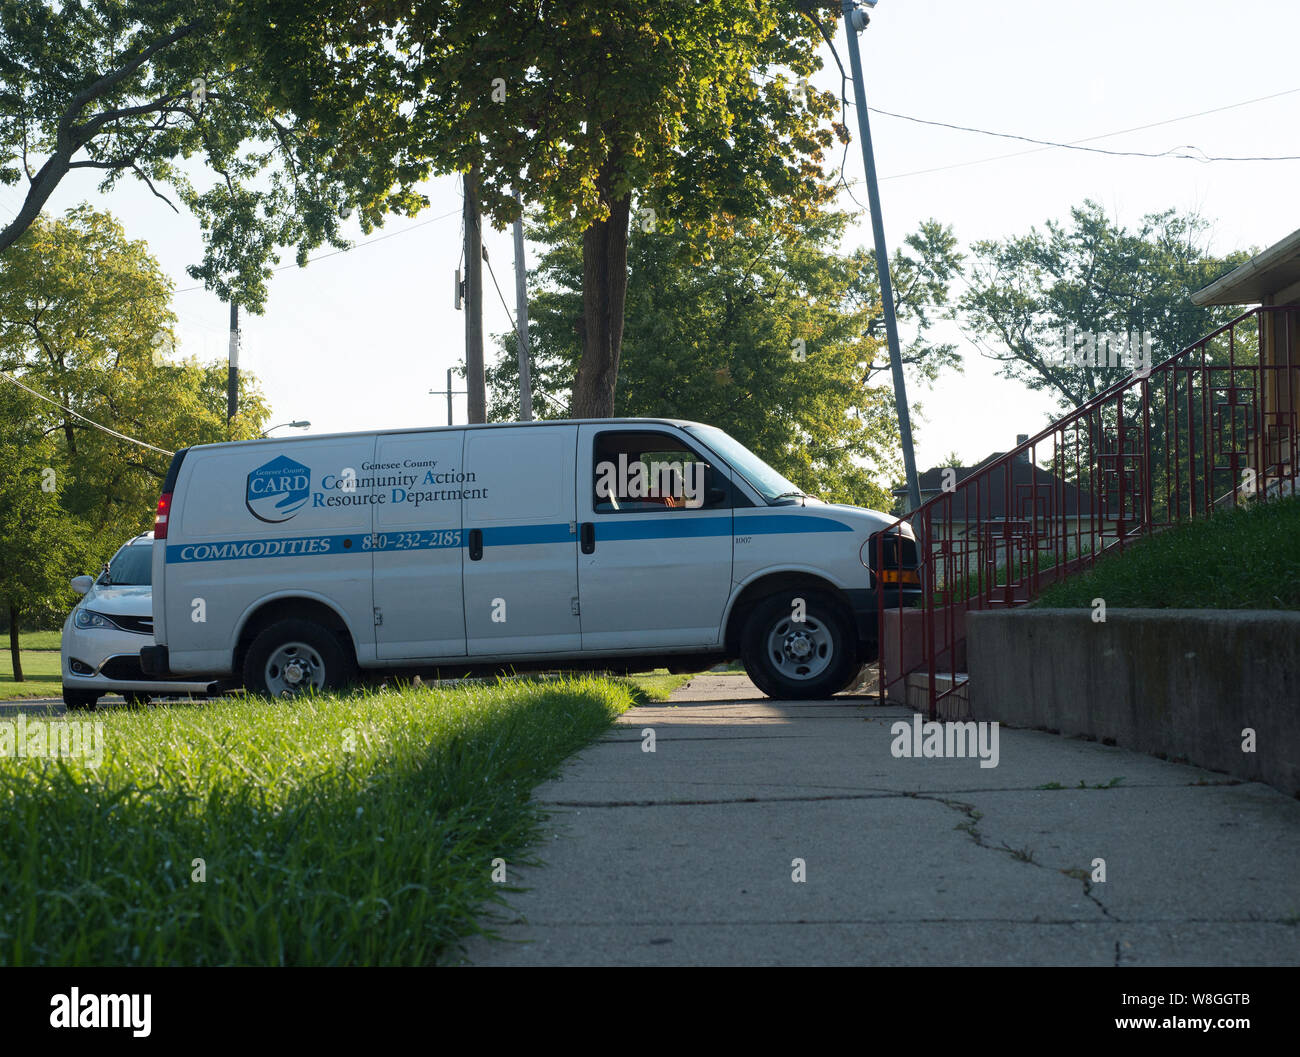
[73,608,117,631]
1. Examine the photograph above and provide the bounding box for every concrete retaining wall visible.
[967,609,1300,797]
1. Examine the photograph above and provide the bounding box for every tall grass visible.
[0,677,632,965]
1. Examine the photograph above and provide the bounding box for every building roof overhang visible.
[1192,227,1300,306]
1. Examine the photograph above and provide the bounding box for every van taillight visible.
[154,492,172,539]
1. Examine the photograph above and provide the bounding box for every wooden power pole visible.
[463,165,486,423]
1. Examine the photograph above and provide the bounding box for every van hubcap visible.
[766,615,833,681]
[265,642,325,697]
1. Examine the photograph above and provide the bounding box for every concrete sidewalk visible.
[460,673,1300,966]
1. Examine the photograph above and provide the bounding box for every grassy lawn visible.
[1033,495,1300,610]
[622,669,695,701]
[15,630,61,651]
[0,677,633,965]
[0,634,62,701]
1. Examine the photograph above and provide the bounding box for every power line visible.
[0,371,174,456]
[878,86,1300,180]
[866,104,1300,164]
[756,65,1300,176]
[173,206,462,295]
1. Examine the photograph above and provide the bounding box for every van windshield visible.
[683,424,810,504]
[97,543,153,586]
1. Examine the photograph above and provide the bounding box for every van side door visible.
[575,425,734,650]
[461,425,581,655]
[371,431,467,659]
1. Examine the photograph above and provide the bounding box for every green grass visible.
[0,631,64,700]
[622,669,695,701]
[0,648,62,700]
[1032,495,1300,610]
[14,630,62,651]
[0,677,632,965]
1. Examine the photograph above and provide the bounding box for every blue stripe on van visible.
[732,514,853,535]
[165,514,853,563]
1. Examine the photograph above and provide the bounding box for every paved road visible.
[0,694,207,715]
[461,673,1300,966]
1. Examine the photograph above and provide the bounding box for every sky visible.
[4,0,1299,482]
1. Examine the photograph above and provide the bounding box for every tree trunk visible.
[572,162,631,418]
[8,604,23,683]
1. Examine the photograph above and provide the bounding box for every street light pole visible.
[260,420,311,438]
[841,0,922,513]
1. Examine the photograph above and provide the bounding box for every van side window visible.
[592,431,729,513]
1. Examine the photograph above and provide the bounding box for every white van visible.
[141,419,919,700]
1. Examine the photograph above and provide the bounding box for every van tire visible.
[62,688,100,711]
[740,591,856,701]
[243,619,356,698]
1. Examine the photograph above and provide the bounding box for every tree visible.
[0,1,430,309]
[960,200,1251,409]
[0,384,91,678]
[377,0,844,416]
[487,197,963,511]
[0,204,270,550]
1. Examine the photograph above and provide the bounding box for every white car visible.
[61,532,214,710]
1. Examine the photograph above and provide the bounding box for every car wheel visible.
[741,591,856,701]
[122,691,151,708]
[243,618,356,698]
[62,687,100,710]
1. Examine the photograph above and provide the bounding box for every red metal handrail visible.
[877,306,1299,719]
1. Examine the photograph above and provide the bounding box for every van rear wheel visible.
[740,591,856,701]
[244,619,355,698]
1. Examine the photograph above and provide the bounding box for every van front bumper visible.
[844,587,922,644]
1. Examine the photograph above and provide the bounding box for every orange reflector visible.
[881,569,920,585]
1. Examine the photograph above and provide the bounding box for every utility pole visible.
[227,300,239,423]
[429,369,467,426]
[512,189,534,422]
[463,165,486,423]
[841,0,921,513]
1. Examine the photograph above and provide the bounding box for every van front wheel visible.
[244,619,355,698]
[741,591,856,701]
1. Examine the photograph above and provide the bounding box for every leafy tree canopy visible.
[488,195,963,511]
[0,0,431,309]
[0,204,269,551]
[960,200,1252,409]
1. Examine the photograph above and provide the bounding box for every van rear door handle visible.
[468,528,483,561]
[580,522,595,554]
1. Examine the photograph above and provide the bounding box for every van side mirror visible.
[706,487,728,507]
[71,575,93,596]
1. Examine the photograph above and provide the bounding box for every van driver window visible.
[592,432,726,513]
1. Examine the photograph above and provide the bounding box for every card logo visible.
[246,455,311,523]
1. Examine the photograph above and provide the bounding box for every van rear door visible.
[461,425,580,655]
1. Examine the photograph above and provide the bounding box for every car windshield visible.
[684,424,809,504]
[97,542,153,586]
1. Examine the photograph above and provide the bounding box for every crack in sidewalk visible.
[911,792,1119,925]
